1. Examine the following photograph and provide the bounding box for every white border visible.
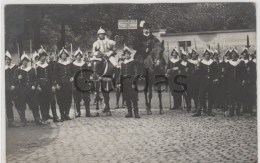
[0,1,258,163]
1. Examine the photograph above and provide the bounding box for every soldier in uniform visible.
[92,27,118,116]
[187,49,200,113]
[120,47,140,118]
[12,52,48,126]
[240,48,255,115]
[166,48,182,110]
[71,48,92,117]
[48,52,61,122]
[5,51,19,127]
[36,49,61,122]
[226,49,246,117]
[132,22,160,76]
[179,50,192,112]
[193,49,218,117]
[55,48,73,121]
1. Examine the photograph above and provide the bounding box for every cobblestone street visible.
[6,92,257,163]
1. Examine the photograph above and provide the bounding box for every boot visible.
[8,120,20,128]
[35,118,49,125]
[134,107,140,118]
[65,114,72,120]
[53,116,62,122]
[192,110,201,117]
[76,102,81,117]
[125,109,133,118]
[85,103,92,117]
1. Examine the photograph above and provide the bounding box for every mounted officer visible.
[132,22,160,76]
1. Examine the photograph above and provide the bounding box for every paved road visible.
[6,92,257,163]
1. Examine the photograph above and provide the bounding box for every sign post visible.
[118,20,137,45]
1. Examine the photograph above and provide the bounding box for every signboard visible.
[118,20,138,30]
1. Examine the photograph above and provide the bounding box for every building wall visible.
[154,30,256,59]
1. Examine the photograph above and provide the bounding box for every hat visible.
[33,51,39,60]
[123,44,131,55]
[59,47,69,58]
[203,48,212,56]
[74,47,83,57]
[224,49,232,57]
[21,52,30,62]
[5,51,12,59]
[143,22,151,29]
[213,49,219,56]
[97,27,106,34]
[38,46,48,59]
[241,47,249,55]
[171,48,179,55]
[231,48,239,58]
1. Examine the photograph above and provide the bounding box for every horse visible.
[89,53,116,116]
[143,40,166,115]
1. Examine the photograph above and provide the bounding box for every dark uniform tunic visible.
[120,58,139,114]
[36,62,57,120]
[166,57,182,109]
[132,33,159,75]
[71,60,91,116]
[13,66,41,123]
[187,59,200,111]
[5,64,18,123]
[241,59,256,114]
[197,59,218,115]
[55,60,72,119]
[226,59,246,116]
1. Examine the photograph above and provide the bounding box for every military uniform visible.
[166,56,182,110]
[13,53,47,126]
[120,57,140,118]
[226,50,246,116]
[5,51,19,127]
[193,50,218,116]
[179,59,192,111]
[132,23,159,75]
[187,58,200,112]
[71,49,92,117]
[55,49,73,121]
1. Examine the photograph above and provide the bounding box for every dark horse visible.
[89,54,115,116]
[143,40,166,115]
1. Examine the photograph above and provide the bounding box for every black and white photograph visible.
[2,1,258,162]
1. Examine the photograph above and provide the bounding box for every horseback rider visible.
[132,22,160,76]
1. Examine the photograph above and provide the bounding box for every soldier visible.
[92,27,118,116]
[5,51,19,127]
[55,48,73,121]
[12,52,48,126]
[132,22,160,76]
[240,48,255,115]
[226,48,246,117]
[48,52,61,122]
[36,48,61,122]
[187,48,200,113]
[71,48,92,117]
[166,48,182,110]
[120,47,140,118]
[179,50,192,112]
[193,49,218,117]
[115,52,126,109]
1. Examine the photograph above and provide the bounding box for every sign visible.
[118,20,137,30]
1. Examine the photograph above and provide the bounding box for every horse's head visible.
[150,40,166,68]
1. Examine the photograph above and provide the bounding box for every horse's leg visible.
[158,85,164,114]
[95,82,100,117]
[147,84,153,115]
[144,89,149,111]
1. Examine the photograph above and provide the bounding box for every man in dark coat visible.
[193,49,219,117]
[132,22,159,76]
[5,51,19,127]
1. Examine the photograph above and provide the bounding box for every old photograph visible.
[3,2,257,162]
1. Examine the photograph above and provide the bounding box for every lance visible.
[167,41,172,110]
[194,38,197,50]
[246,35,251,49]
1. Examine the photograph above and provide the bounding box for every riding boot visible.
[32,109,48,125]
[85,102,92,117]
[76,102,81,117]
[133,100,140,118]
[65,106,72,120]
[51,104,61,122]
[125,100,133,118]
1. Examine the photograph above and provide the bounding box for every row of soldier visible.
[5,24,257,127]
